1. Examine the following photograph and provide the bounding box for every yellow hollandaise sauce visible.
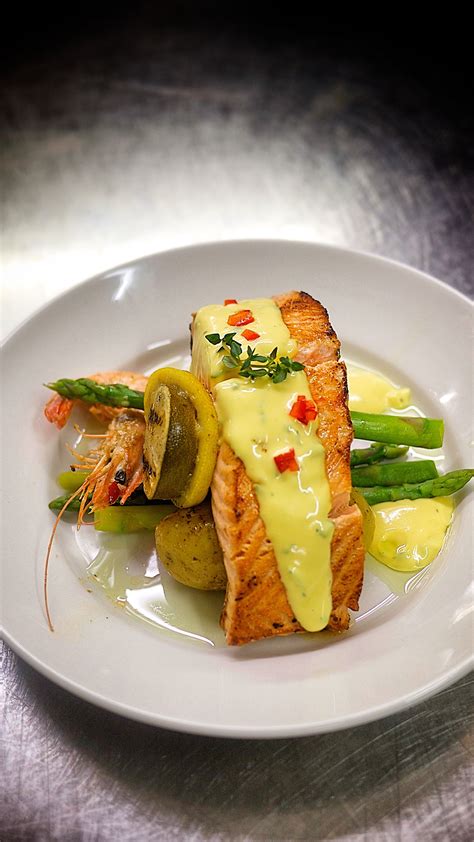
[347,364,411,413]
[192,297,333,631]
[368,497,454,572]
[215,373,334,631]
[191,298,297,389]
[347,361,453,573]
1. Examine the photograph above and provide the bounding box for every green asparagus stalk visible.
[45,378,145,409]
[351,411,444,448]
[357,469,474,506]
[94,504,175,532]
[48,494,86,512]
[352,460,438,487]
[57,470,90,493]
[45,379,445,449]
[48,491,164,512]
[350,443,409,467]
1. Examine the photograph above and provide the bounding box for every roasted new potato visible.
[155,501,227,590]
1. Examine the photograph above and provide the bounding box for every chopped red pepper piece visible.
[108,481,121,504]
[289,395,306,418]
[241,328,260,341]
[227,309,255,327]
[289,395,318,425]
[224,298,238,305]
[274,448,299,473]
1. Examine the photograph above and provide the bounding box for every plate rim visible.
[1,238,472,349]
[3,627,472,739]
[2,238,473,739]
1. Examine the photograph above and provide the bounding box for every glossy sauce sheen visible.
[192,298,334,631]
[346,364,453,570]
[369,497,453,571]
[216,373,334,631]
[347,364,411,413]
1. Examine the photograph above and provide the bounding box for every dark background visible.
[3,4,473,298]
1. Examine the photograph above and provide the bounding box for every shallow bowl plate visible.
[2,240,472,738]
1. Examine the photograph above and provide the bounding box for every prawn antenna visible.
[43,480,90,633]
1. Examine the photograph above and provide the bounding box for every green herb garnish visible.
[205,333,304,382]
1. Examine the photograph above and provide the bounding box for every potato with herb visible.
[156,501,227,590]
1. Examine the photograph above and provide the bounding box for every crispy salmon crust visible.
[213,442,303,642]
[305,361,353,514]
[210,290,365,645]
[275,290,341,365]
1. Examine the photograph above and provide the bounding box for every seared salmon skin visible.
[208,291,365,645]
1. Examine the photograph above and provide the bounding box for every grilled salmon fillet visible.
[210,290,365,645]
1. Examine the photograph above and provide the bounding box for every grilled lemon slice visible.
[143,368,218,507]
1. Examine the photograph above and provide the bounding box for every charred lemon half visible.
[143,368,218,507]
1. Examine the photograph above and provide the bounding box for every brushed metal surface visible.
[1,16,473,841]
[1,645,473,840]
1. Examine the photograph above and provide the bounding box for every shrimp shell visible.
[73,409,147,523]
[44,407,147,630]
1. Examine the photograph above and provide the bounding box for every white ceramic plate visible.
[2,241,473,738]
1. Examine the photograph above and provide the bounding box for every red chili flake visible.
[227,309,255,327]
[108,481,121,505]
[224,298,238,305]
[274,448,299,473]
[241,328,260,341]
[289,395,306,421]
[289,395,318,425]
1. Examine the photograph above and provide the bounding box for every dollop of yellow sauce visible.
[348,362,453,574]
[191,298,333,631]
[347,364,411,413]
[368,497,454,572]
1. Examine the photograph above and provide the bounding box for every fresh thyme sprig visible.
[205,332,243,369]
[205,332,304,382]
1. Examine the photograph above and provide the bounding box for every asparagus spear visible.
[57,470,90,493]
[352,460,438,487]
[49,494,86,512]
[45,378,445,449]
[45,378,145,409]
[350,443,409,467]
[94,504,175,532]
[48,491,164,511]
[351,411,444,448]
[357,469,474,506]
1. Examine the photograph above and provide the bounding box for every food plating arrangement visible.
[43,292,473,646]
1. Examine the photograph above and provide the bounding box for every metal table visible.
[2,15,473,841]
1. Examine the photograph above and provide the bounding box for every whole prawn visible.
[70,409,147,522]
[44,372,148,631]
